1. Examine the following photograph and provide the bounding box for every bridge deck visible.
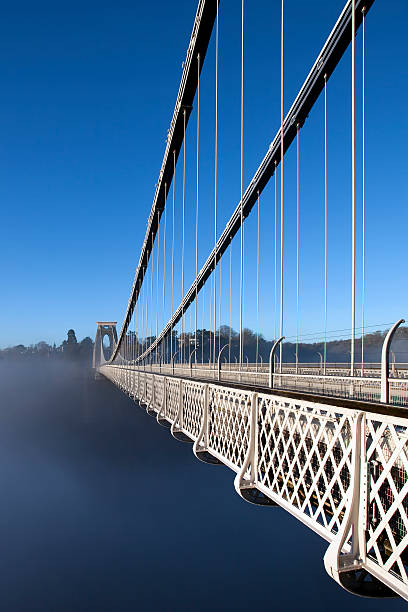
[99,363,408,600]
[112,362,408,413]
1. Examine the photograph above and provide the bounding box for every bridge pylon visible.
[93,322,118,369]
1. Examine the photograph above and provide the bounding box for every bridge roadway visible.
[98,362,408,600]
[112,361,408,408]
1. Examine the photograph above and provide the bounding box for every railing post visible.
[171,378,192,442]
[324,411,367,591]
[269,337,285,388]
[248,392,258,482]
[193,383,221,464]
[234,392,276,506]
[206,383,209,441]
[381,318,405,403]
[171,350,179,376]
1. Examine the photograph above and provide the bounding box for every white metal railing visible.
[113,361,408,408]
[364,412,408,594]
[99,364,408,600]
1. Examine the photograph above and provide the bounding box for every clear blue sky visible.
[0,0,406,348]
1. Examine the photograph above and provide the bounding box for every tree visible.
[78,337,93,361]
[62,329,78,358]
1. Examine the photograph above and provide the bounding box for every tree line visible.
[0,329,94,363]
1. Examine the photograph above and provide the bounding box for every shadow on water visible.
[0,360,405,611]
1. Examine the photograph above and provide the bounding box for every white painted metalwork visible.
[381,319,405,402]
[98,364,408,599]
[269,336,284,388]
[110,356,408,408]
[364,411,408,597]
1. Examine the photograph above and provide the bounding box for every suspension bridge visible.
[93,0,408,600]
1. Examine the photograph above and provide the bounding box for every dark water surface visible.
[0,361,405,611]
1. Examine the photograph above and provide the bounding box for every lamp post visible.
[391,349,396,377]
[172,349,180,375]
[317,351,323,374]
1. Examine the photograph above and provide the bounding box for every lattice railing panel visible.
[154,375,165,414]
[129,369,135,398]
[138,372,145,404]
[182,380,204,440]
[207,385,251,470]
[146,375,153,407]
[165,378,180,423]
[256,394,354,537]
[142,372,148,402]
[125,368,130,395]
[136,371,143,399]
[365,413,408,587]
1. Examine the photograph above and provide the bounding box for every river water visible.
[0,361,405,611]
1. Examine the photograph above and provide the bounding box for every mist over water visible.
[0,361,405,611]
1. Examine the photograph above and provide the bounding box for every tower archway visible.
[93,322,118,368]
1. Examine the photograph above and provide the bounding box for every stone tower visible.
[93,322,118,368]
